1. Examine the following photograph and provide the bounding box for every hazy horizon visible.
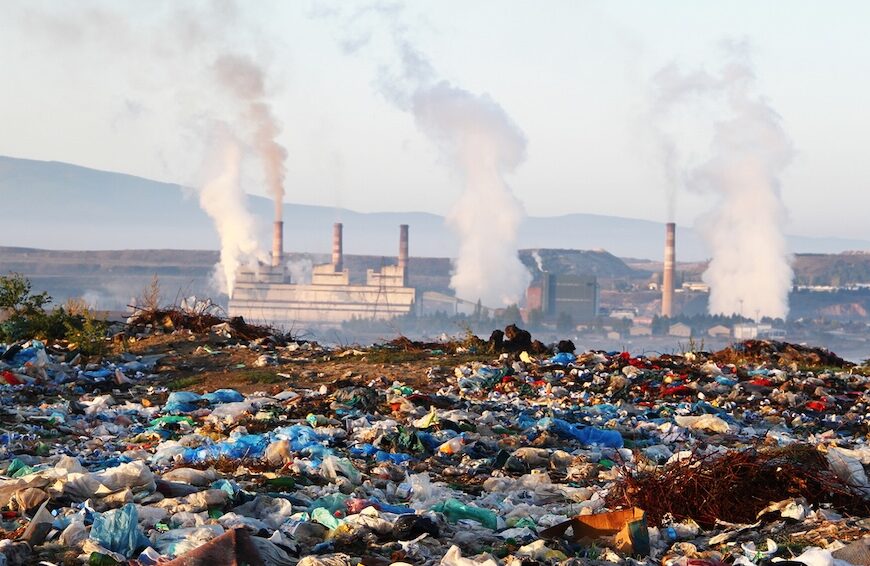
[2,1,869,244]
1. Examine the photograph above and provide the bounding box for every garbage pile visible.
[0,326,868,566]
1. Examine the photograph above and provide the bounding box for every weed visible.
[243,370,286,385]
[167,376,204,391]
[64,312,109,356]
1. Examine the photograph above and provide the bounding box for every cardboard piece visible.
[540,507,650,556]
[164,527,265,566]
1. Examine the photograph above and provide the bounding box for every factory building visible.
[525,273,599,322]
[229,223,416,327]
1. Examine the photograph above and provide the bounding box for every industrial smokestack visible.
[662,222,676,317]
[332,223,343,272]
[398,224,409,279]
[271,221,283,268]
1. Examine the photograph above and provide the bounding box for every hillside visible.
[792,252,870,286]
[0,246,642,310]
[627,253,870,288]
[3,155,869,261]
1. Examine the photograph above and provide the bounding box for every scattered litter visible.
[0,323,867,565]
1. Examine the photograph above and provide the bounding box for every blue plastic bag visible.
[202,389,244,404]
[538,417,623,449]
[715,376,737,386]
[349,444,378,457]
[90,503,148,558]
[548,352,577,365]
[375,451,413,464]
[272,425,326,451]
[164,391,203,414]
[182,434,270,463]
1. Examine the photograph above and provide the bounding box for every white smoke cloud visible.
[12,3,281,298]
[653,45,794,320]
[319,5,531,307]
[286,256,313,284]
[411,82,531,307]
[198,130,266,295]
[532,251,545,272]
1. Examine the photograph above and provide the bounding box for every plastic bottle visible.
[432,498,497,530]
[438,436,464,455]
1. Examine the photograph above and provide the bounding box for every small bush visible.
[0,273,54,341]
[64,312,109,356]
[0,274,108,349]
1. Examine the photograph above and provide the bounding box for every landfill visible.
[0,316,869,566]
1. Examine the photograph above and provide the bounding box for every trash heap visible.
[0,327,868,566]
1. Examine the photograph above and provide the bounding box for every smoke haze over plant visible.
[198,133,266,295]
[319,3,532,307]
[653,47,794,319]
[214,53,288,222]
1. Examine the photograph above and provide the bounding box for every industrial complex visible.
[229,222,415,326]
[229,209,679,329]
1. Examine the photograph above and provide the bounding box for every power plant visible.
[661,221,676,317]
[525,274,599,323]
[228,222,415,327]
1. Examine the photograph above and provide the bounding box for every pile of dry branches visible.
[608,445,870,527]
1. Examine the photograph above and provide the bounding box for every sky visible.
[1,0,869,241]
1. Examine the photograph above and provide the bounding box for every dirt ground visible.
[119,333,487,395]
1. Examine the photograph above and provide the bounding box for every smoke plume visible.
[287,256,314,285]
[411,81,531,307]
[532,251,545,272]
[198,132,265,295]
[12,3,286,298]
[323,6,531,307]
[214,54,288,222]
[653,47,794,319]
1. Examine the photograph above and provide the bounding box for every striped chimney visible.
[332,223,343,272]
[662,222,676,317]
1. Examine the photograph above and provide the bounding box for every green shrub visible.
[64,312,108,356]
[0,274,107,349]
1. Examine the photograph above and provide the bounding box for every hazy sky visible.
[1,1,868,240]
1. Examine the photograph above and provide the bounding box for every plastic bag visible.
[674,414,730,434]
[154,525,224,557]
[538,417,623,449]
[202,389,244,404]
[162,467,217,486]
[320,456,361,484]
[59,519,88,548]
[206,400,257,425]
[826,447,870,493]
[90,503,149,558]
[432,499,497,530]
[440,545,498,566]
[548,352,576,366]
[163,391,203,414]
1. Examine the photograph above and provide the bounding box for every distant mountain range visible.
[3,155,869,261]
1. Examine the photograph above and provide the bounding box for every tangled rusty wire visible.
[607,444,870,527]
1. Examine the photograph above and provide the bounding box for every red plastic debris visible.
[1,371,21,385]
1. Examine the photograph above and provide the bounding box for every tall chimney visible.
[662,222,676,317]
[271,221,283,268]
[332,223,343,272]
[398,224,409,282]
